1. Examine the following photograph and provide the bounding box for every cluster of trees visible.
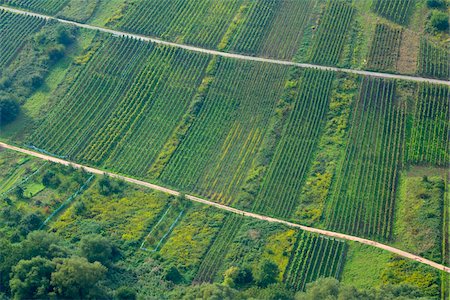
[0,232,134,300]
[426,0,449,31]
[0,24,76,126]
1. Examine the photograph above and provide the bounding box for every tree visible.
[164,265,183,284]
[427,0,446,8]
[254,259,279,288]
[19,213,42,235]
[223,266,253,288]
[79,234,114,266]
[42,170,61,188]
[115,286,137,300]
[430,10,449,31]
[0,95,19,126]
[51,257,107,299]
[9,257,55,300]
[20,231,68,260]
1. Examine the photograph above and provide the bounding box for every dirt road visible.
[1,5,449,86]
[1,141,449,274]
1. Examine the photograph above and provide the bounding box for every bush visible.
[0,96,19,126]
[42,170,61,188]
[254,259,279,288]
[115,287,137,300]
[430,10,449,31]
[427,0,446,8]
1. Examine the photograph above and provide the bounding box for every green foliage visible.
[79,234,115,266]
[42,170,61,188]
[430,10,449,31]
[97,174,123,196]
[0,96,19,126]
[427,0,446,8]
[170,283,238,300]
[367,23,403,72]
[9,257,55,300]
[164,266,183,284]
[114,286,137,300]
[372,0,415,24]
[5,0,70,15]
[51,256,107,299]
[394,175,444,261]
[254,259,279,288]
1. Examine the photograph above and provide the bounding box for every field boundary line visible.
[1,141,449,273]
[0,5,449,86]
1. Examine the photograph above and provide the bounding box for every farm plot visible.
[4,0,69,15]
[159,59,288,205]
[367,23,403,72]
[117,0,243,49]
[326,77,406,240]
[159,206,226,280]
[310,1,355,66]
[0,11,45,71]
[253,69,334,218]
[407,84,449,166]
[30,34,209,172]
[226,0,318,60]
[417,38,449,79]
[372,0,415,24]
[57,0,100,22]
[284,232,347,291]
[194,214,243,283]
[51,183,169,242]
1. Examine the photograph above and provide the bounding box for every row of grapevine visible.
[140,203,185,252]
[194,214,243,283]
[30,35,209,173]
[30,35,153,157]
[159,59,289,205]
[326,77,406,240]
[79,47,209,167]
[372,0,414,24]
[117,0,243,49]
[0,11,45,70]
[4,0,69,15]
[226,0,279,56]
[310,1,355,66]
[407,83,449,166]
[284,232,347,291]
[417,38,449,79]
[367,23,403,72]
[253,69,334,218]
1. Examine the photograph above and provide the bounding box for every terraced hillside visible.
[0,3,449,300]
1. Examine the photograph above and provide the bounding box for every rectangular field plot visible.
[117,0,244,49]
[4,0,69,15]
[326,77,406,240]
[367,23,403,72]
[253,69,334,218]
[0,11,45,71]
[284,233,347,291]
[407,84,449,166]
[158,58,289,205]
[417,38,449,79]
[371,0,415,24]
[227,0,318,60]
[30,34,209,174]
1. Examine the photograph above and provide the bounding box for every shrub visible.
[430,10,449,31]
[0,95,19,126]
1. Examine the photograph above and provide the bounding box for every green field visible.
[0,2,449,300]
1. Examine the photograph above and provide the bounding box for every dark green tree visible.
[51,256,107,299]
[79,234,114,266]
[9,257,55,300]
[115,286,137,300]
[0,95,19,126]
[430,10,449,31]
[254,259,279,288]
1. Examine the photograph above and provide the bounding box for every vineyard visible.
[0,11,45,70]
[326,77,406,240]
[4,0,68,15]
[371,0,414,24]
[30,35,209,174]
[117,0,243,49]
[417,38,449,79]
[159,59,288,205]
[367,23,403,72]
[194,214,243,283]
[310,1,355,66]
[254,69,334,218]
[407,83,449,166]
[284,232,347,291]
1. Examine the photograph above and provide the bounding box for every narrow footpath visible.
[1,142,449,274]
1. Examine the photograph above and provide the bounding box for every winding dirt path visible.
[1,5,449,86]
[1,142,449,274]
